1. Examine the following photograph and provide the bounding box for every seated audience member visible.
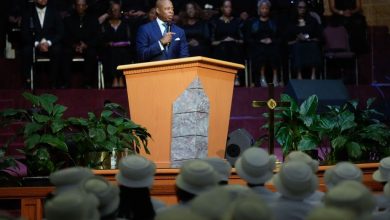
[244,0,280,87]
[49,166,94,195]
[271,161,318,220]
[45,190,100,220]
[79,176,120,220]
[177,1,211,57]
[235,147,278,202]
[115,155,158,219]
[373,182,390,220]
[231,0,258,21]
[285,151,322,206]
[175,160,218,204]
[210,0,244,85]
[305,207,356,220]
[62,0,99,88]
[20,0,64,88]
[155,206,206,220]
[329,0,368,54]
[287,0,322,80]
[226,192,275,220]
[372,157,390,212]
[324,161,363,189]
[323,180,376,220]
[101,1,132,88]
[202,157,232,185]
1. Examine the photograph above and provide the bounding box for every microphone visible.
[167,23,172,47]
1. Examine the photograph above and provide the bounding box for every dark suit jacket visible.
[136,20,189,62]
[63,12,100,48]
[21,6,64,46]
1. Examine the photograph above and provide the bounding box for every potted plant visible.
[68,103,151,169]
[265,94,321,157]
[0,92,74,184]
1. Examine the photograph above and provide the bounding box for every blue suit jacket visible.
[136,20,189,62]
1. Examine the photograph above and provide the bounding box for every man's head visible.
[74,0,88,16]
[35,0,48,9]
[156,0,174,22]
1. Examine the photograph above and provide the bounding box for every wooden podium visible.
[117,56,244,168]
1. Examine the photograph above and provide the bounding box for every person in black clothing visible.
[211,0,244,62]
[177,1,211,57]
[101,1,132,88]
[245,0,280,87]
[20,0,64,88]
[62,0,99,88]
[287,0,322,80]
[329,0,367,54]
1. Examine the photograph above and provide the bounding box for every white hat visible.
[323,180,376,215]
[285,151,319,173]
[384,182,390,198]
[80,176,120,217]
[227,194,273,220]
[176,160,218,195]
[116,155,156,188]
[190,187,233,219]
[155,206,206,220]
[373,157,390,182]
[202,157,232,182]
[324,162,363,189]
[273,161,318,200]
[235,148,276,184]
[306,207,356,220]
[221,184,252,200]
[49,167,94,195]
[45,190,100,220]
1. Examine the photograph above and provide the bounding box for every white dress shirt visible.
[156,17,168,51]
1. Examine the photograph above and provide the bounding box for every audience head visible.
[80,176,120,217]
[324,162,363,189]
[220,0,233,17]
[202,157,232,184]
[305,207,356,220]
[190,187,233,219]
[175,160,218,201]
[108,2,122,19]
[296,0,308,16]
[35,0,48,9]
[373,156,390,183]
[323,180,376,216]
[148,7,157,21]
[273,161,318,200]
[156,0,174,22]
[257,0,271,18]
[74,0,88,16]
[116,155,156,188]
[285,151,319,173]
[49,166,94,195]
[45,190,100,220]
[235,147,276,185]
[221,184,252,200]
[225,193,273,220]
[155,206,206,220]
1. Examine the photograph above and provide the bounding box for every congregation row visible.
[1,0,367,88]
[1,148,389,220]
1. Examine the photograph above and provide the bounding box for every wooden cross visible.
[252,83,290,154]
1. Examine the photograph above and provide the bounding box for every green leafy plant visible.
[0,92,74,176]
[317,98,390,163]
[265,94,321,156]
[68,103,151,167]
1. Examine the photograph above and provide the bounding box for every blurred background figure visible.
[177,1,211,57]
[287,0,322,80]
[62,0,99,88]
[101,1,132,88]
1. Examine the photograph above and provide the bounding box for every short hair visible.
[257,0,271,8]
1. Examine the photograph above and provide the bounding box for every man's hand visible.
[160,32,175,46]
[188,39,199,47]
[260,38,272,44]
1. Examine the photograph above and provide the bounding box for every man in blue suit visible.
[136,0,189,62]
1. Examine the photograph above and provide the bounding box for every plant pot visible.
[83,150,130,170]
